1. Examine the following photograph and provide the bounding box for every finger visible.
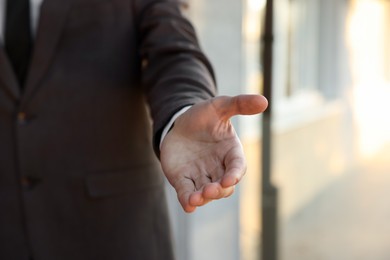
[189,191,212,207]
[221,145,247,188]
[206,165,225,185]
[189,183,236,206]
[223,185,235,198]
[174,178,197,213]
[202,182,235,200]
[214,95,268,120]
[221,163,246,188]
[193,174,212,190]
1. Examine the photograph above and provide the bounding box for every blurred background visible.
[165,0,390,259]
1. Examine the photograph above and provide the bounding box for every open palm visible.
[160,95,268,212]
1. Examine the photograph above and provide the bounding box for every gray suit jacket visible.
[0,0,216,259]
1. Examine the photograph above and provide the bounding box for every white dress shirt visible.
[0,0,44,40]
[0,0,190,147]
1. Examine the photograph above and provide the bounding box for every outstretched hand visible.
[160,95,268,213]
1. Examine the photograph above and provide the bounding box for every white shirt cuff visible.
[159,106,192,149]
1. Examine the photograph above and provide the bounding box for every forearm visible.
[135,0,217,157]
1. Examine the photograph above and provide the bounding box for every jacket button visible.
[20,176,41,190]
[17,112,28,125]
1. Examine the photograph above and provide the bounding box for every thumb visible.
[213,94,268,120]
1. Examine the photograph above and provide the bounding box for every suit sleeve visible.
[134,0,217,158]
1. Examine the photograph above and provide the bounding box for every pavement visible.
[281,144,390,260]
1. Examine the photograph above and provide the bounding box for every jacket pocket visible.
[85,165,164,199]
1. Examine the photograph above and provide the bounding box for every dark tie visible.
[4,0,33,87]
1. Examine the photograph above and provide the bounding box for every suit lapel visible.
[21,0,72,104]
[0,47,20,100]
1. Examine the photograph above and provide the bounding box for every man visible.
[0,0,268,259]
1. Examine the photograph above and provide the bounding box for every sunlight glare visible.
[347,0,390,158]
